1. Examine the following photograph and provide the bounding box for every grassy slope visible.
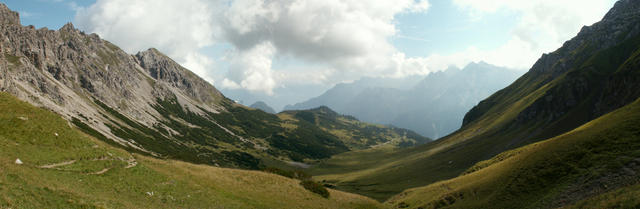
[385,97,640,209]
[0,92,382,208]
[309,32,640,202]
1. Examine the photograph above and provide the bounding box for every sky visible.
[3,0,617,110]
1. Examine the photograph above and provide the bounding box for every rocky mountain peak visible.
[135,48,224,106]
[60,22,77,32]
[603,0,640,21]
[0,3,19,26]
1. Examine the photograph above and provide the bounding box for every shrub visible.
[300,180,329,198]
[263,167,311,180]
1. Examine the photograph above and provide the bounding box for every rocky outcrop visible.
[0,4,18,25]
[135,48,223,107]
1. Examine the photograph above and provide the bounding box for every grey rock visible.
[0,3,19,25]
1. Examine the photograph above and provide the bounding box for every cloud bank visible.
[75,0,432,94]
[75,0,612,95]
[218,0,433,94]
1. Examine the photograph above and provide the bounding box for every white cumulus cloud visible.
[219,0,433,92]
[222,42,277,95]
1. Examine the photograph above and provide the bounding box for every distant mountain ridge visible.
[249,101,276,114]
[285,62,522,139]
[279,106,430,151]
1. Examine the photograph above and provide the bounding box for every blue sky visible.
[392,0,517,56]
[3,0,90,29]
[2,0,617,110]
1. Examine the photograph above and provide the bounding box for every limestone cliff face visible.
[0,3,227,155]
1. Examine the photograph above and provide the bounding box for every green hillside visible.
[278,106,430,151]
[386,97,640,208]
[0,92,382,208]
[309,0,640,201]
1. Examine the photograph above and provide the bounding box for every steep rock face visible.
[135,48,223,107]
[0,4,18,25]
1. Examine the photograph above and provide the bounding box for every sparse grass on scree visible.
[0,92,382,208]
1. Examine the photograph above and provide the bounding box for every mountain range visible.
[285,62,522,139]
[2,0,640,208]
